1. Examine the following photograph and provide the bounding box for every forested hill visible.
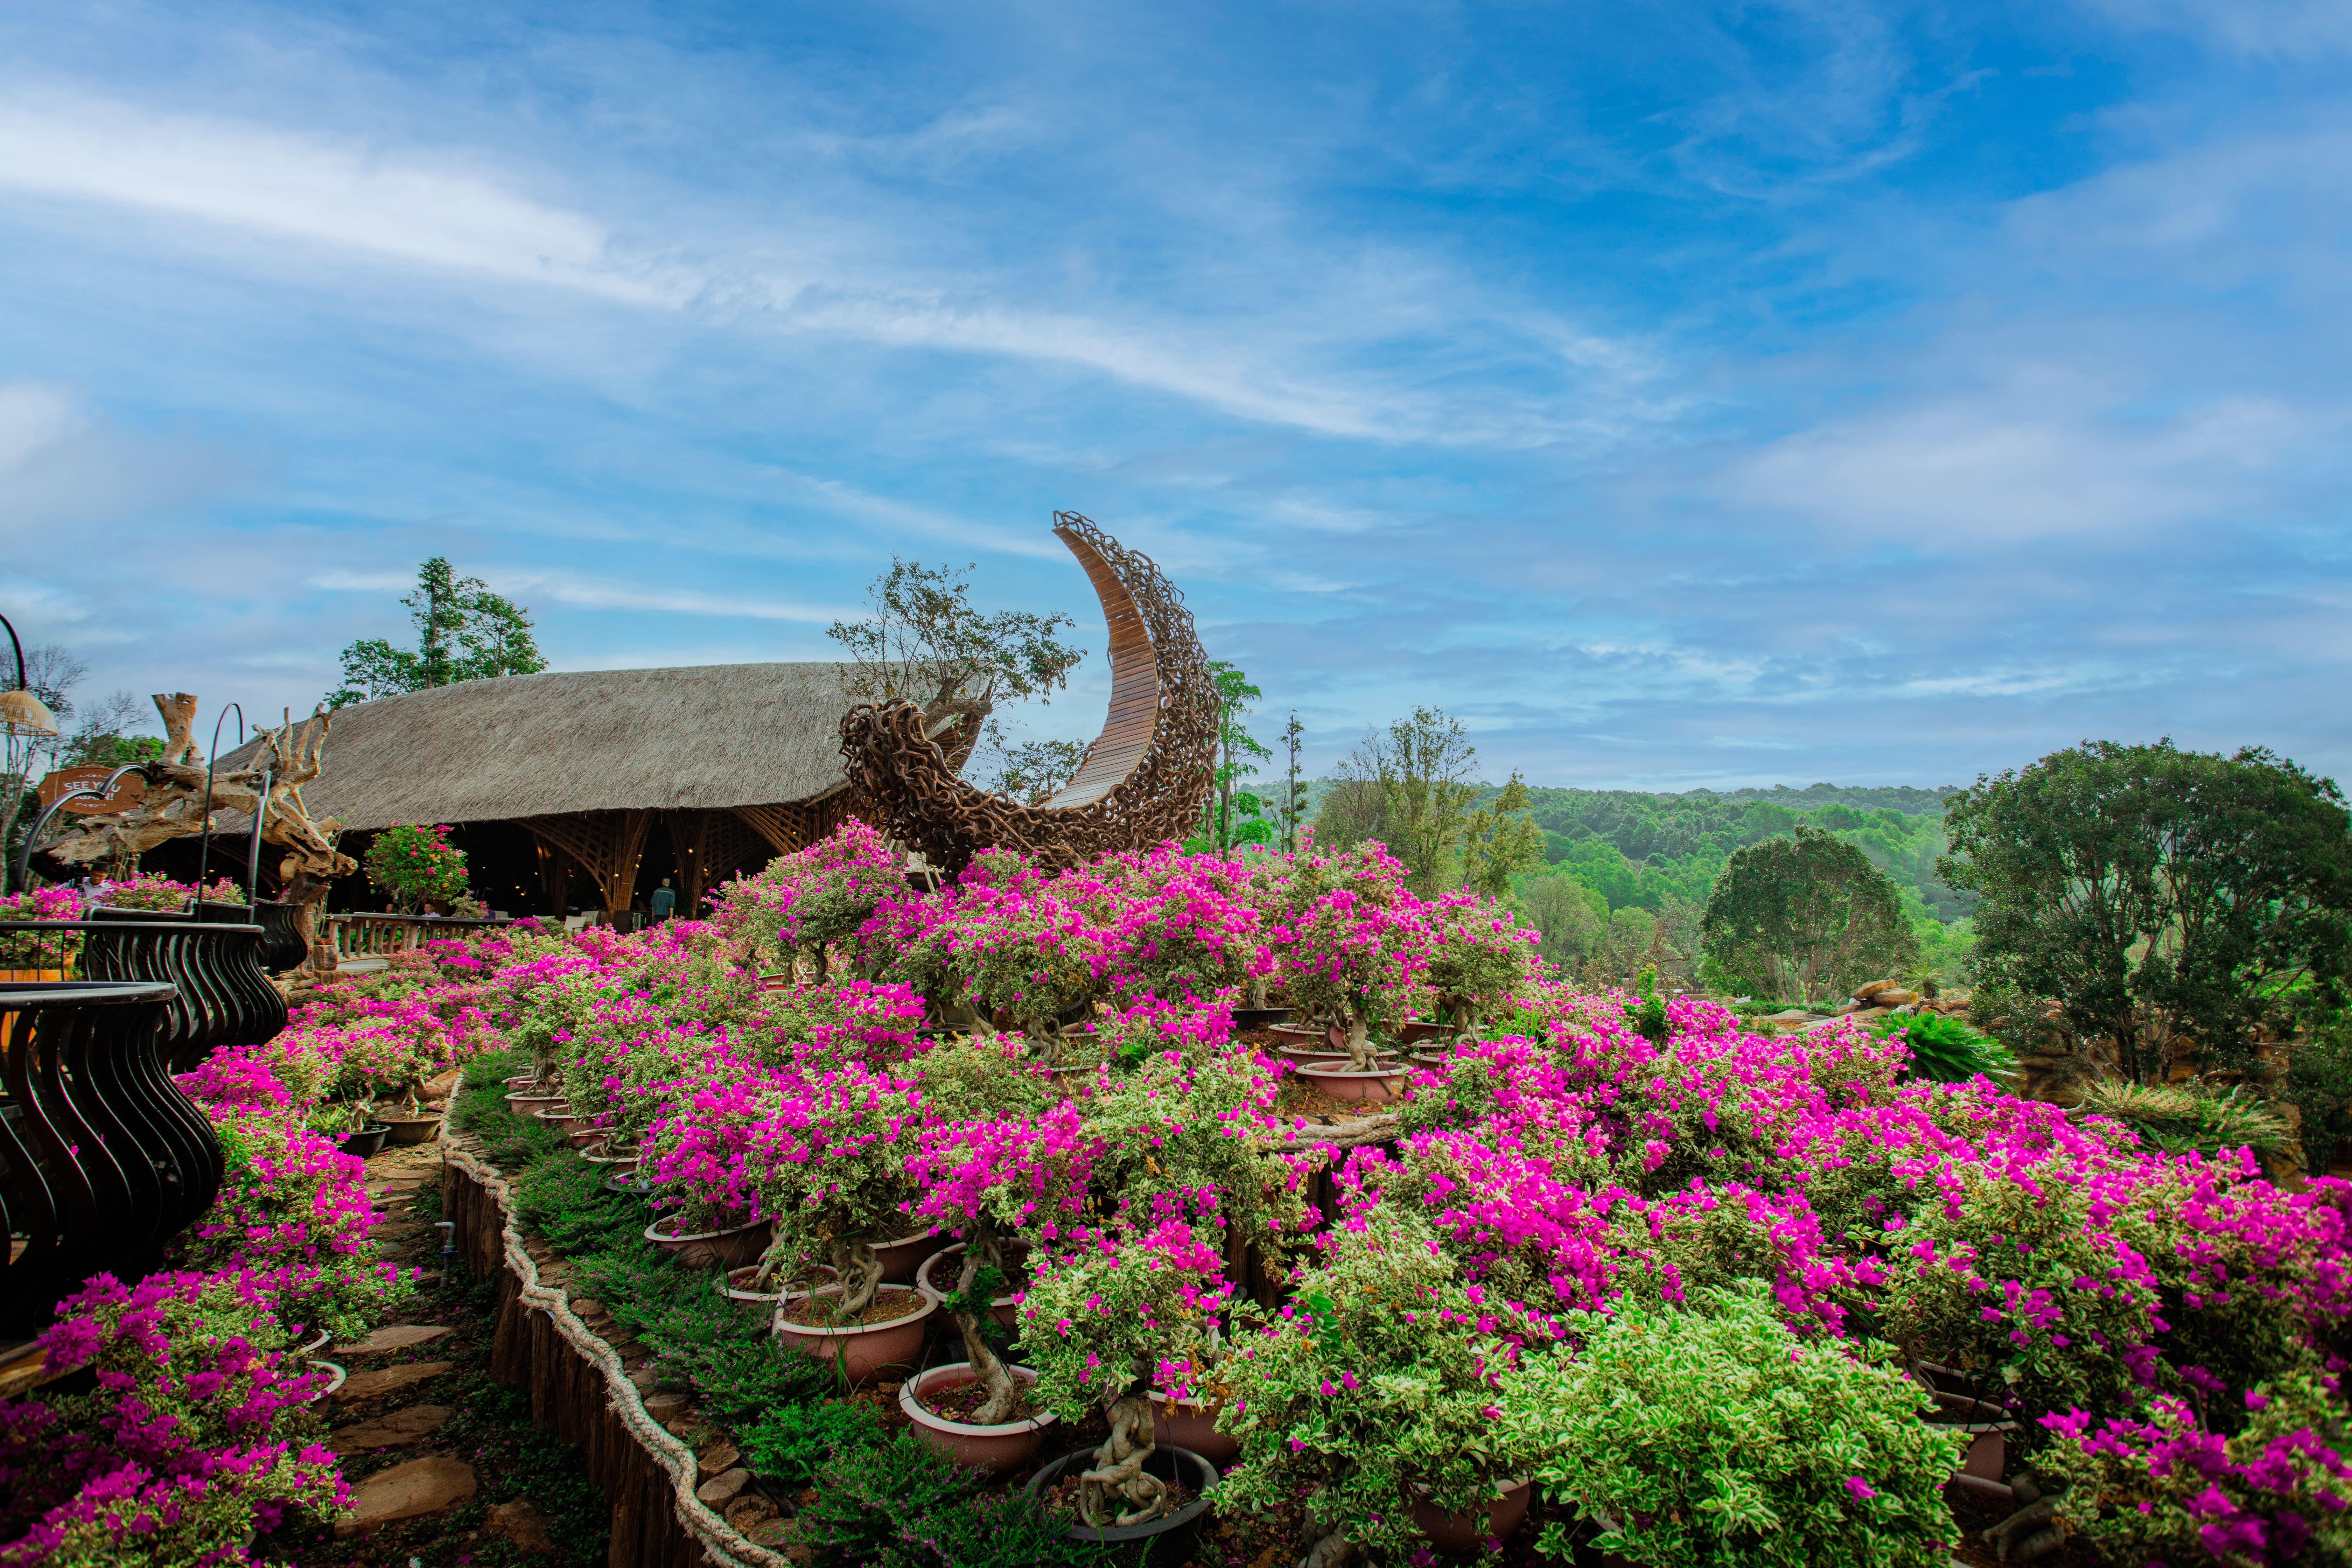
[1300,778,1975,926]
[1523,784,1975,924]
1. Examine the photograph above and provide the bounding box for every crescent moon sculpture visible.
[837,512,1218,873]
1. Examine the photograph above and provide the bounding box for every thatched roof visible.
[219,663,856,831]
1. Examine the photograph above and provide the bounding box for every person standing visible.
[649,877,676,923]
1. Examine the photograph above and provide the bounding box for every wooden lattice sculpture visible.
[839,513,1217,873]
[39,700,358,968]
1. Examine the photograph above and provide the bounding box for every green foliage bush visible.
[1513,1282,1963,1567]
[2074,1079,2300,1163]
[798,1435,1107,1567]
[737,1401,885,1489]
[1864,1010,2017,1084]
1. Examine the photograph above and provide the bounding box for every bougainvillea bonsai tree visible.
[1511,1281,1966,1567]
[1420,891,1539,1040]
[910,1100,1101,1424]
[1021,1214,1237,1526]
[1271,883,1434,1071]
[1213,1207,1554,1568]
[746,1060,928,1308]
[2031,1368,2352,1567]
[0,1271,346,1566]
[710,817,905,980]
[363,823,470,913]
[935,879,1118,1066]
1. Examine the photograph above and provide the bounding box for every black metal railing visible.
[2,917,289,1074]
[0,980,213,1338]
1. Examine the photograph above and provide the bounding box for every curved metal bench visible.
[0,979,215,1338]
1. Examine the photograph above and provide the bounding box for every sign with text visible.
[37,765,147,817]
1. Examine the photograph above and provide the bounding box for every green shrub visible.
[1512,1282,1963,1567]
[1864,1010,2017,1084]
[738,1401,885,1489]
[2287,1024,2352,1175]
[799,1435,1108,1568]
[2075,1078,2300,1162]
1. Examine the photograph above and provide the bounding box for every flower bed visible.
[10,824,2349,1565]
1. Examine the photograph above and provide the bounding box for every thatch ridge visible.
[218,663,856,831]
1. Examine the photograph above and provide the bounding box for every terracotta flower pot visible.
[1931,1388,2018,1497]
[1295,1059,1413,1104]
[773,1284,935,1384]
[378,1114,443,1146]
[294,1327,332,1358]
[583,1141,641,1168]
[718,1262,838,1310]
[1149,1390,1238,1467]
[642,1214,773,1270]
[1024,1442,1219,1561]
[916,1244,1020,1331]
[1394,1016,1450,1045]
[899,1362,1057,1475]
[1409,1477,1533,1553]
[872,1226,943,1285]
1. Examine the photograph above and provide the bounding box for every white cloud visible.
[0,92,676,303]
[1720,386,2319,540]
[0,91,1658,449]
[499,570,855,624]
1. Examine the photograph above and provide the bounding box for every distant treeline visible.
[1304,779,1974,926]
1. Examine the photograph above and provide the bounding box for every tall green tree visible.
[1461,772,1543,899]
[1939,740,2352,1083]
[1278,711,1308,854]
[1318,707,1480,895]
[328,558,546,707]
[1700,825,1918,1003]
[827,557,1085,770]
[1190,662,1274,853]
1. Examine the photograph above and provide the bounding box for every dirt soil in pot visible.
[917,1378,1044,1426]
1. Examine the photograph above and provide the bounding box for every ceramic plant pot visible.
[717,1262,838,1311]
[1149,1391,1239,1467]
[899,1362,1056,1474]
[338,1125,390,1158]
[642,1215,773,1271]
[1229,1006,1294,1029]
[773,1284,935,1384]
[378,1114,443,1147]
[1023,1443,1219,1564]
[871,1226,944,1286]
[916,1244,1021,1331]
[1294,1059,1413,1104]
[1409,1478,1533,1554]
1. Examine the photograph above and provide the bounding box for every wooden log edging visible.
[437,1071,786,1568]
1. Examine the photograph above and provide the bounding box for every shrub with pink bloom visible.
[2037,1370,2352,1566]
[0,1271,345,1563]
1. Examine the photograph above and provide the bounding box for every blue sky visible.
[0,0,2346,790]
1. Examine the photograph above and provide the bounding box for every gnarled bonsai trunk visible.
[953,1220,1022,1424]
[1025,1014,1065,1069]
[934,993,993,1035]
[1343,1008,1378,1072]
[824,1234,883,1317]
[1246,975,1269,1009]
[1080,1385,1169,1527]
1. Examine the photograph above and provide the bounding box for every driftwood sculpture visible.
[39,698,357,969]
[839,513,1218,873]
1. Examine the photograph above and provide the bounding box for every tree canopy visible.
[1940,739,2352,1082]
[1699,824,1918,1003]
[327,558,546,707]
[826,557,1084,768]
